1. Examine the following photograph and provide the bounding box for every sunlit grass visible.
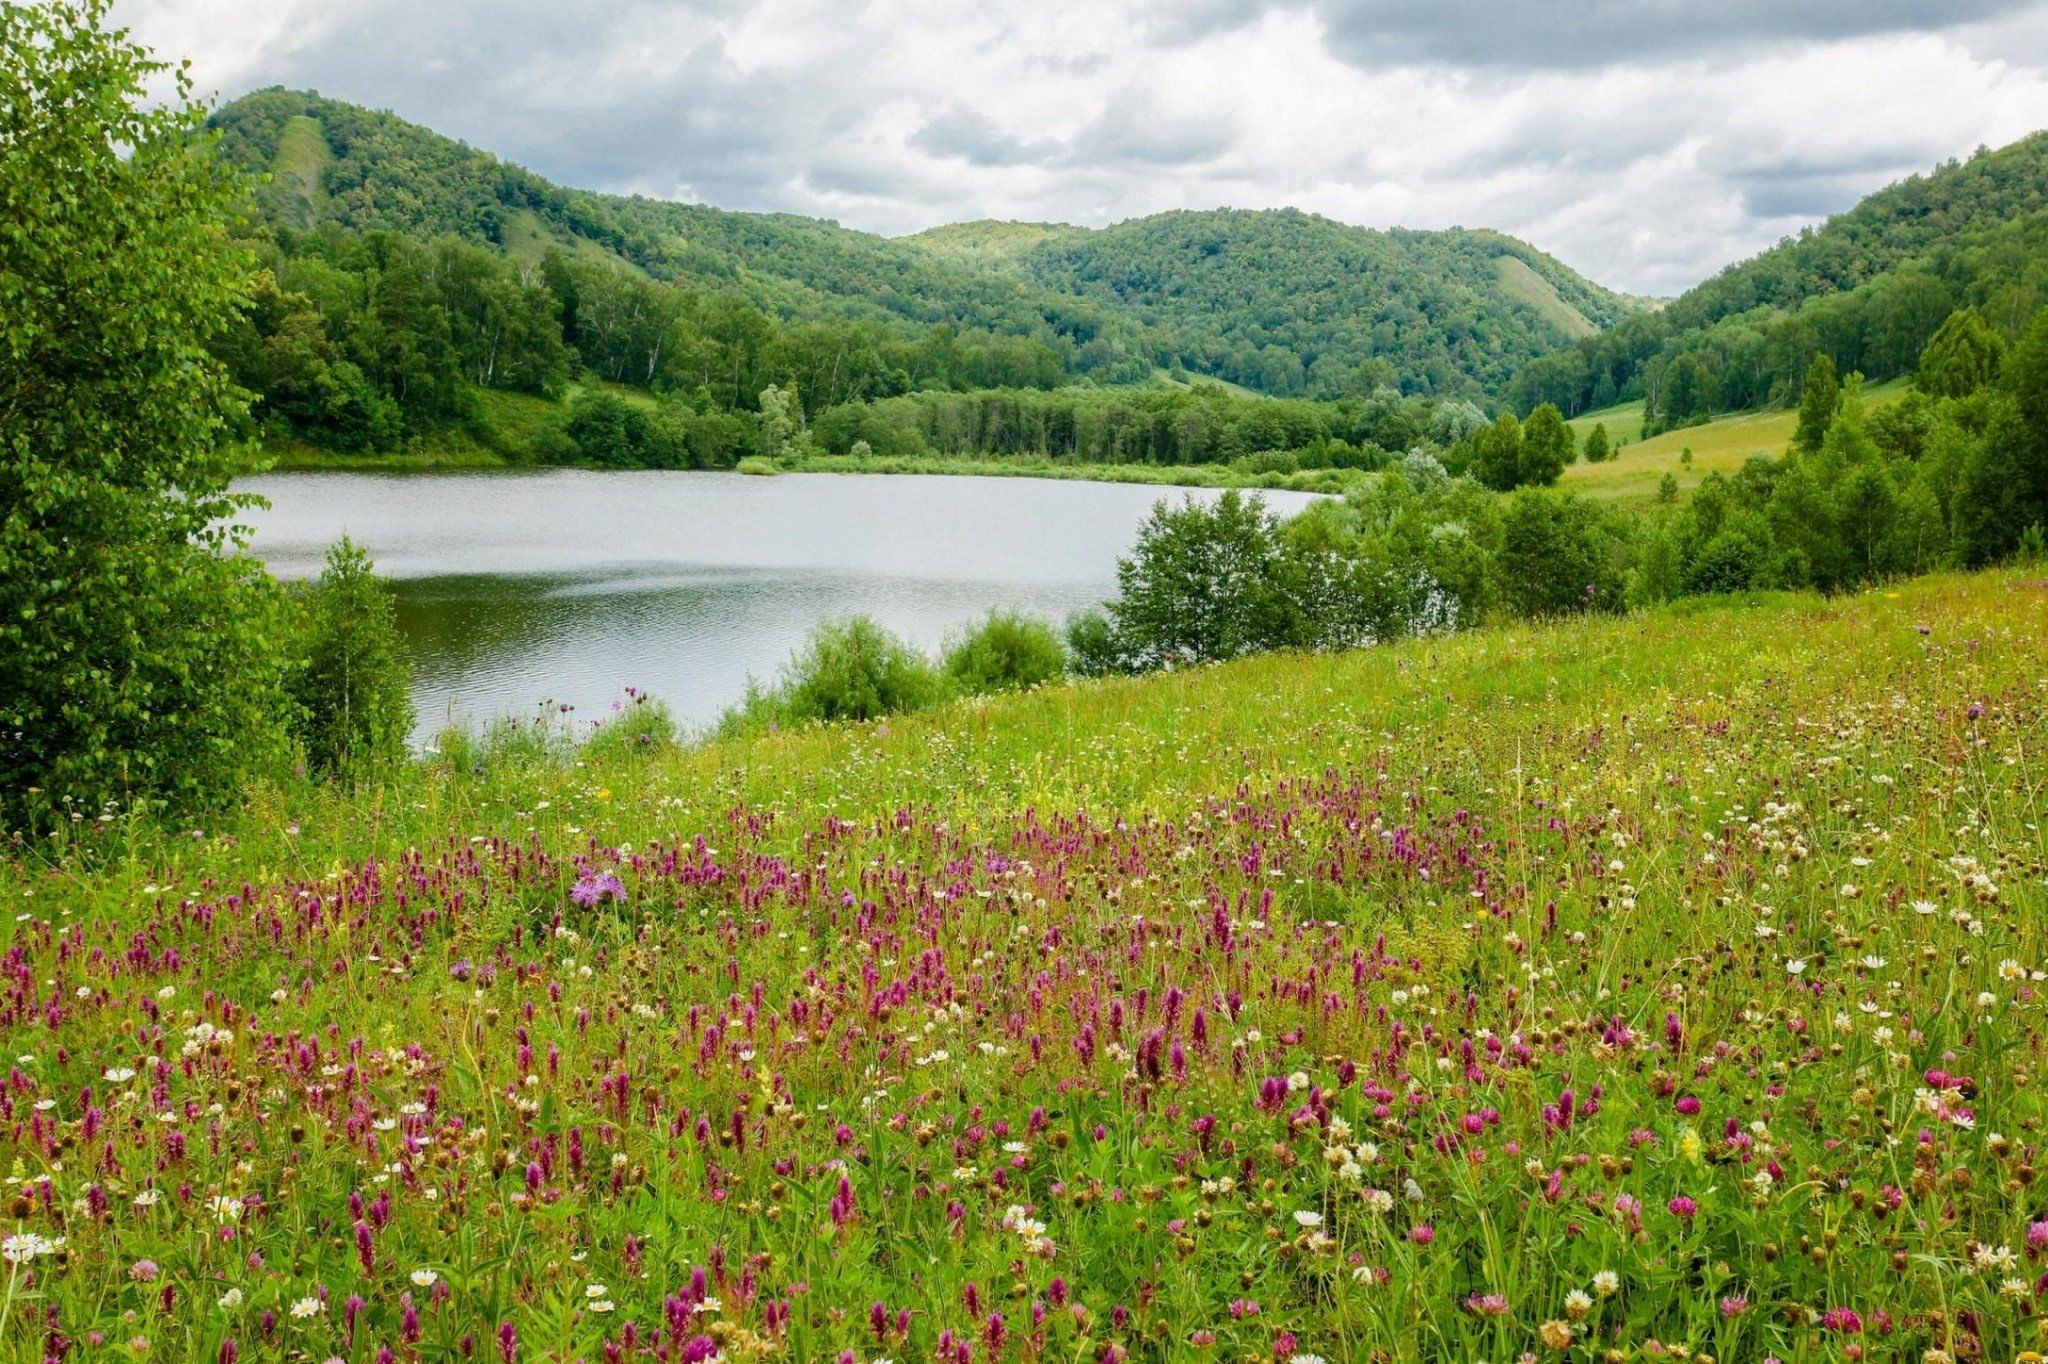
[5,568,2043,1362]
[1563,380,1910,507]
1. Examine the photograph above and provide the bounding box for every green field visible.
[6,569,2044,1361]
[1563,380,1909,506]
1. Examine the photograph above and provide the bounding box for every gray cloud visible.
[1067,95,1235,166]
[910,106,1058,167]
[1302,0,2040,70]
[114,0,2048,296]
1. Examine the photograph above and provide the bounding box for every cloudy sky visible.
[116,0,2048,295]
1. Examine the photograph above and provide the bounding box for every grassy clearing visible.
[267,115,330,229]
[5,569,2046,1361]
[1563,380,1909,507]
[1495,256,1597,338]
[898,218,1088,267]
[1565,398,1647,445]
[498,207,644,275]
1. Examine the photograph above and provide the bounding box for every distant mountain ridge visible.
[207,88,1643,398]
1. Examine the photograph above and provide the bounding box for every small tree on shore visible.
[288,537,414,774]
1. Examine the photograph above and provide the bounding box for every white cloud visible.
[114,0,2048,295]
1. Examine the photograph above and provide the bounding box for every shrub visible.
[1064,609,1128,677]
[682,410,759,469]
[1581,423,1612,464]
[1241,449,1300,476]
[726,618,943,731]
[943,611,1067,695]
[565,389,652,467]
[1494,489,1632,618]
[287,537,415,774]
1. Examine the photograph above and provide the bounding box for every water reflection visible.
[238,469,1320,735]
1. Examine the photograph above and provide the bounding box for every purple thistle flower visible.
[570,871,627,908]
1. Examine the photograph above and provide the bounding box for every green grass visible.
[1565,398,1646,444]
[498,207,645,274]
[266,114,330,230]
[6,569,2045,1361]
[1148,368,1263,397]
[250,436,506,473]
[1562,379,1909,506]
[1495,255,1597,338]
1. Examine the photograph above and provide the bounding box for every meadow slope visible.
[1562,380,1908,506]
[3,572,2046,1362]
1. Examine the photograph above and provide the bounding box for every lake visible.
[238,469,1322,737]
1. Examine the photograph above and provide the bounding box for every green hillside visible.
[264,113,329,228]
[208,89,1153,378]
[208,89,1637,398]
[1010,209,1634,395]
[1509,131,2048,426]
[900,218,1091,267]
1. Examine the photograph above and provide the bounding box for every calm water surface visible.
[239,469,1320,737]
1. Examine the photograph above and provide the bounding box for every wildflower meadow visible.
[2,570,2045,1363]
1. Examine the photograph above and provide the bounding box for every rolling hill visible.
[207,88,1641,398]
[1005,209,1633,396]
[1508,131,2048,424]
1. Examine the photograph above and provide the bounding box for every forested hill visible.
[207,87,1638,398]
[206,88,1153,382]
[985,209,1636,395]
[1508,131,2048,428]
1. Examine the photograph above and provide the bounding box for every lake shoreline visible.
[253,444,1363,495]
[237,468,1326,736]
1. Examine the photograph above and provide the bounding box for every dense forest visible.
[1012,209,1637,396]
[205,88,2048,484]
[809,384,1488,469]
[1507,133,2048,430]
[207,88,1151,380]
[218,222,1083,461]
[206,88,1631,409]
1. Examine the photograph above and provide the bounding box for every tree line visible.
[209,87,1155,382]
[224,227,1624,482]
[1507,135,2048,433]
[220,222,1087,461]
[1079,313,2048,677]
